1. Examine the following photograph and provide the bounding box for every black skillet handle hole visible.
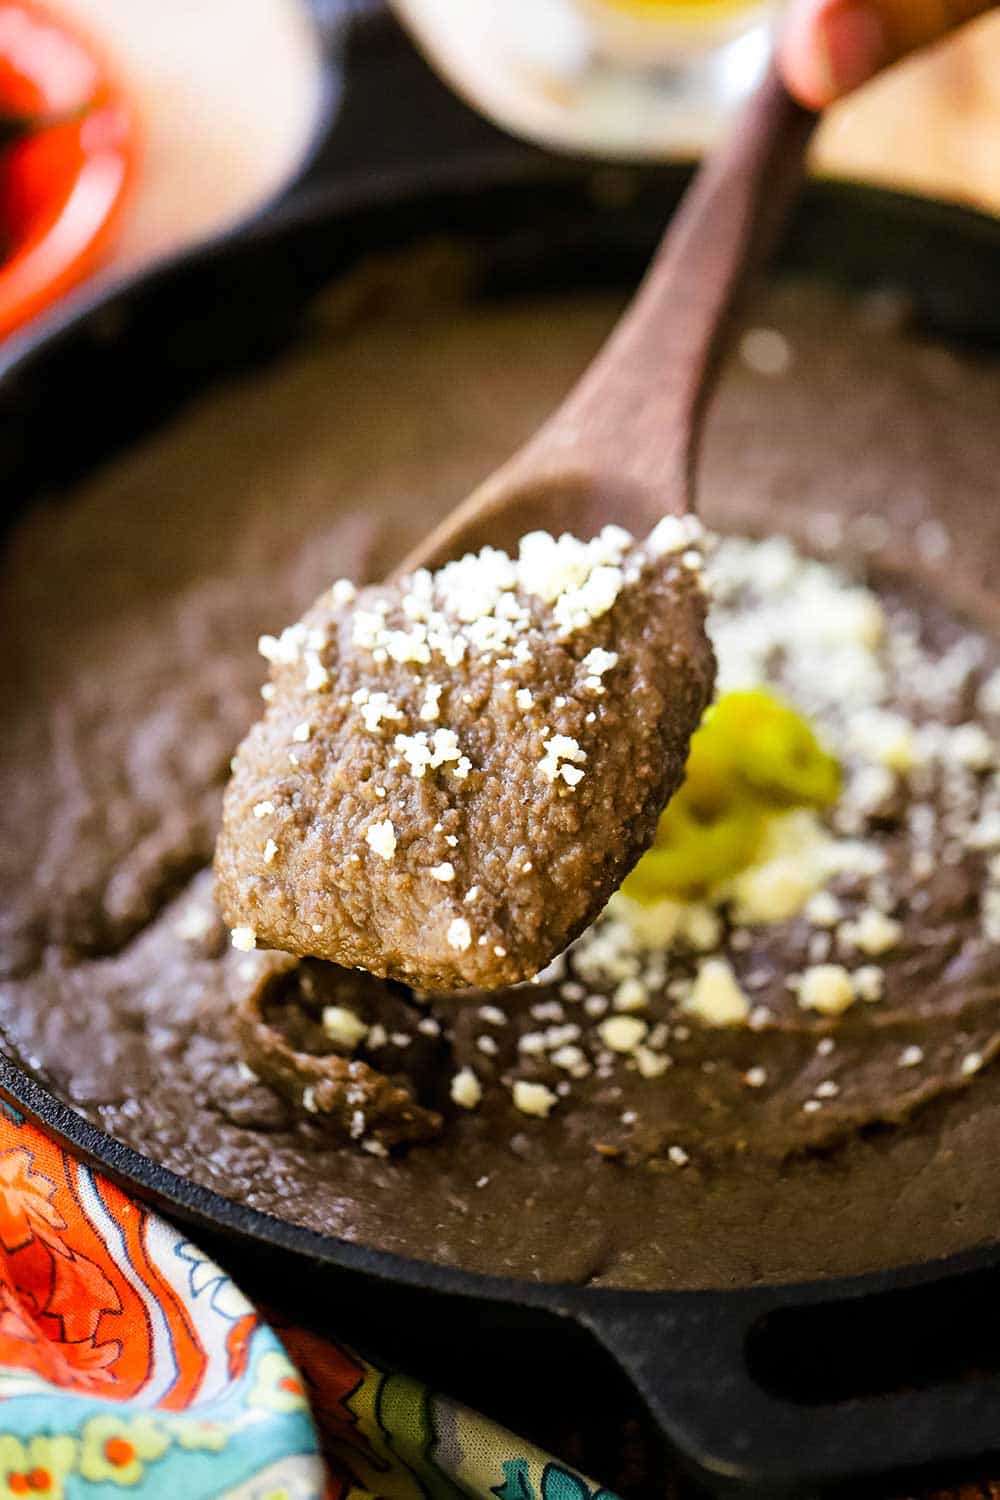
[746,1267,1000,1406]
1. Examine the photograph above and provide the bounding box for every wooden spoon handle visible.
[519,66,816,516]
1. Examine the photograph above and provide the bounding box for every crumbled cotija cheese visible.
[451,1067,482,1109]
[839,907,902,957]
[597,1016,648,1054]
[355,690,404,733]
[805,891,842,928]
[447,918,472,952]
[512,1080,558,1117]
[321,1006,369,1051]
[304,651,330,692]
[365,819,397,861]
[538,734,587,786]
[797,964,856,1016]
[684,959,751,1027]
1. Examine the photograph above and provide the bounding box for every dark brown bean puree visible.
[2,267,1000,1289]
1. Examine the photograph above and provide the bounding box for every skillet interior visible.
[4,152,1000,1301]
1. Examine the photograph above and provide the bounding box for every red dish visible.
[0,0,136,339]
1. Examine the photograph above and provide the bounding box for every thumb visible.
[779,0,999,110]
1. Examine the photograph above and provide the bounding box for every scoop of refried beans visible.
[214,519,715,991]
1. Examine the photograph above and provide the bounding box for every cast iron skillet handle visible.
[574,1269,1000,1496]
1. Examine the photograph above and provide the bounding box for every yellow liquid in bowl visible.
[596,0,759,13]
[584,0,766,29]
[604,0,754,7]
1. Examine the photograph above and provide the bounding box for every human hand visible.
[779,0,999,108]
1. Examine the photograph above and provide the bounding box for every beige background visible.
[59,1,1000,280]
[815,11,1000,212]
[56,0,325,272]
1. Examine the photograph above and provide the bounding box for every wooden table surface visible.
[45,5,1000,1498]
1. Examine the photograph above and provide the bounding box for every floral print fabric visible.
[0,1103,613,1500]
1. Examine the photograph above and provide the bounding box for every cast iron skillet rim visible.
[5,168,1000,1305]
[6,1045,1000,1313]
[5,150,1000,383]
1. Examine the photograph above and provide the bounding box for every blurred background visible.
[3,0,1000,344]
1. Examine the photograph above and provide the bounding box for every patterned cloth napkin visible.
[0,1101,615,1500]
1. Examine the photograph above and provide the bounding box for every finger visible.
[778,0,998,110]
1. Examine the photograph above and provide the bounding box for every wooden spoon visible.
[394,67,816,575]
[216,71,816,995]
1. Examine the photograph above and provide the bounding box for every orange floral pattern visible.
[0,1099,609,1500]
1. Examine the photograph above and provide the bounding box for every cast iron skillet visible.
[5,14,1000,1497]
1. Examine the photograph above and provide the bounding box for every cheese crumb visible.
[949,722,995,772]
[321,1006,369,1050]
[839,907,902,957]
[447,917,472,952]
[515,688,534,710]
[647,514,703,557]
[512,1080,558,1117]
[797,964,855,1016]
[581,647,619,682]
[539,734,587,784]
[805,891,842,928]
[451,1067,482,1109]
[252,800,275,819]
[667,1145,690,1167]
[292,721,312,743]
[263,838,278,865]
[899,1045,925,1069]
[330,578,357,607]
[636,1046,671,1079]
[304,651,330,692]
[684,959,750,1027]
[357,692,404,733]
[430,862,455,882]
[365,819,397,861]
[230,926,257,953]
[613,977,648,1013]
[258,622,308,664]
[394,727,466,779]
[597,1015,648,1054]
[853,965,885,1003]
[419,682,444,722]
[850,709,919,772]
